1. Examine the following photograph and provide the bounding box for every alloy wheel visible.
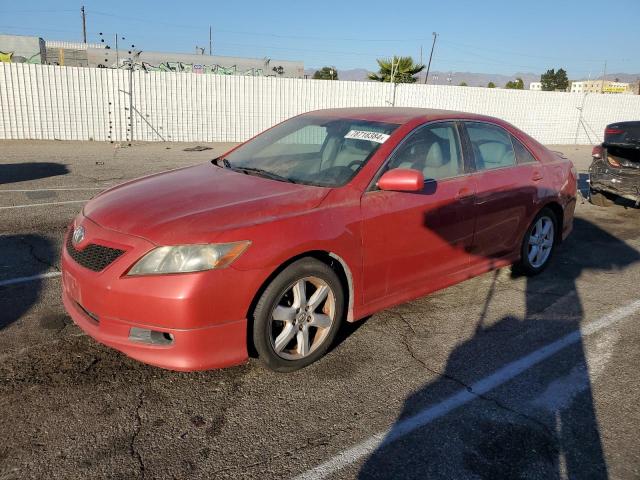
[269,276,336,360]
[527,216,555,269]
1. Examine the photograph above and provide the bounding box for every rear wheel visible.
[515,208,557,276]
[252,258,344,372]
[589,189,614,207]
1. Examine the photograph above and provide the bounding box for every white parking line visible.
[0,271,62,287]
[294,298,640,480]
[0,200,88,210]
[0,187,105,193]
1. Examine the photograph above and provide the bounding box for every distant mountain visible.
[593,73,640,84]
[415,71,540,88]
[305,68,538,87]
[304,68,640,89]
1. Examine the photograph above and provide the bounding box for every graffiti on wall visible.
[0,51,42,64]
[96,59,285,77]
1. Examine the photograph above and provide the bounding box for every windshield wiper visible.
[213,157,231,168]
[231,166,295,183]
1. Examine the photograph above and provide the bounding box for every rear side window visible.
[511,135,538,164]
[466,122,516,171]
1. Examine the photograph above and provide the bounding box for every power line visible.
[87,10,425,43]
[0,9,76,14]
[0,25,80,35]
[440,39,606,64]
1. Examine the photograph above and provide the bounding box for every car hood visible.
[83,163,330,244]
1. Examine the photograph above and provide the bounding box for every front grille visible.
[66,234,125,272]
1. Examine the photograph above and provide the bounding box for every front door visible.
[361,121,476,305]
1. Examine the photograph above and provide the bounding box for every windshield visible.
[220,116,399,187]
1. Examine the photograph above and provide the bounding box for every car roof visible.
[303,107,501,125]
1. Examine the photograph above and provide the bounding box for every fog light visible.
[129,327,174,346]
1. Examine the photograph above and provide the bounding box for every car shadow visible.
[611,195,640,209]
[0,234,58,329]
[358,217,640,479]
[330,315,368,353]
[0,162,69,185]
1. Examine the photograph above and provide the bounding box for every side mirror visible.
[377,168,424,192]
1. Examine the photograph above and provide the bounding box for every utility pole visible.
[115,33,119,67]
[424,32,438,84]
[81,6,87,43]
[419,45,423,65]
[600,60,607,93]
[390,57,396,83]
[390,57,397,106]
[209,26,212,55]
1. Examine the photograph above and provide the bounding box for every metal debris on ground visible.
[183,145,213,152]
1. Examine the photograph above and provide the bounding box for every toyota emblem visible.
[72,225,85,246]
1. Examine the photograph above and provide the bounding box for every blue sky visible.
[2,0,639,78]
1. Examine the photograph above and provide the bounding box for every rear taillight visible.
[592,145,603,159]
[605,127,624,135]
[607,155,621,167]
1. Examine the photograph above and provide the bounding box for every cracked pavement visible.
[1,141,639,479]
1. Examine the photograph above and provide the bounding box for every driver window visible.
[385,122,463,180]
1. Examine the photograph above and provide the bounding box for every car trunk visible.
[603,121,640,173]
[604,121,640,150]
[606,146,640,171]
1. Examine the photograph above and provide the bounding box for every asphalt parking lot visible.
[1,140,639,480]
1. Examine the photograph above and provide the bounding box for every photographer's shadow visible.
[359,217,639,479]
[0,234,57,329]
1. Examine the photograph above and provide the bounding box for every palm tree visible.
[368,56,425,83]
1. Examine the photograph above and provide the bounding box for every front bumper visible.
[62,287,247,371]
[61,215,252,371]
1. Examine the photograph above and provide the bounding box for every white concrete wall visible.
[1,63,639,144]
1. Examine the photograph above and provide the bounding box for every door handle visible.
[455,187,474,200]
[532,172,543,181]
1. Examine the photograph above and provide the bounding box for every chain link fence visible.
[1,63,639,144]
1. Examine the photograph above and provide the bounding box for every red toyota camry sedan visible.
[61,108,576,372]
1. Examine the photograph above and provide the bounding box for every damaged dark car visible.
[589,121,640,206]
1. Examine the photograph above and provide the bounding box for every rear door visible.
[462,121,540,263]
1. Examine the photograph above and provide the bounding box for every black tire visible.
[589,189,614,207]
[252,258,345,372]
[514,208,557,277]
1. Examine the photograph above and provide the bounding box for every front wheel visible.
[252,258,345,372]
[514,208,557,276]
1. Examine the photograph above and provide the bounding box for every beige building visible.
[529,82,542,91]
[570,79,631,94]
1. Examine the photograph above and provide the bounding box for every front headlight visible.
[127,241,251,276]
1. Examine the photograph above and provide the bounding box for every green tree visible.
[368,56,425,83]
[555,68,569,91]
[458,81,468,86]
[541,68,569,91]
[505,77,524,89]
[487,81,496,88]
[313,66,338,80]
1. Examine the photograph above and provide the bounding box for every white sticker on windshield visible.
[344,130,390,144]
